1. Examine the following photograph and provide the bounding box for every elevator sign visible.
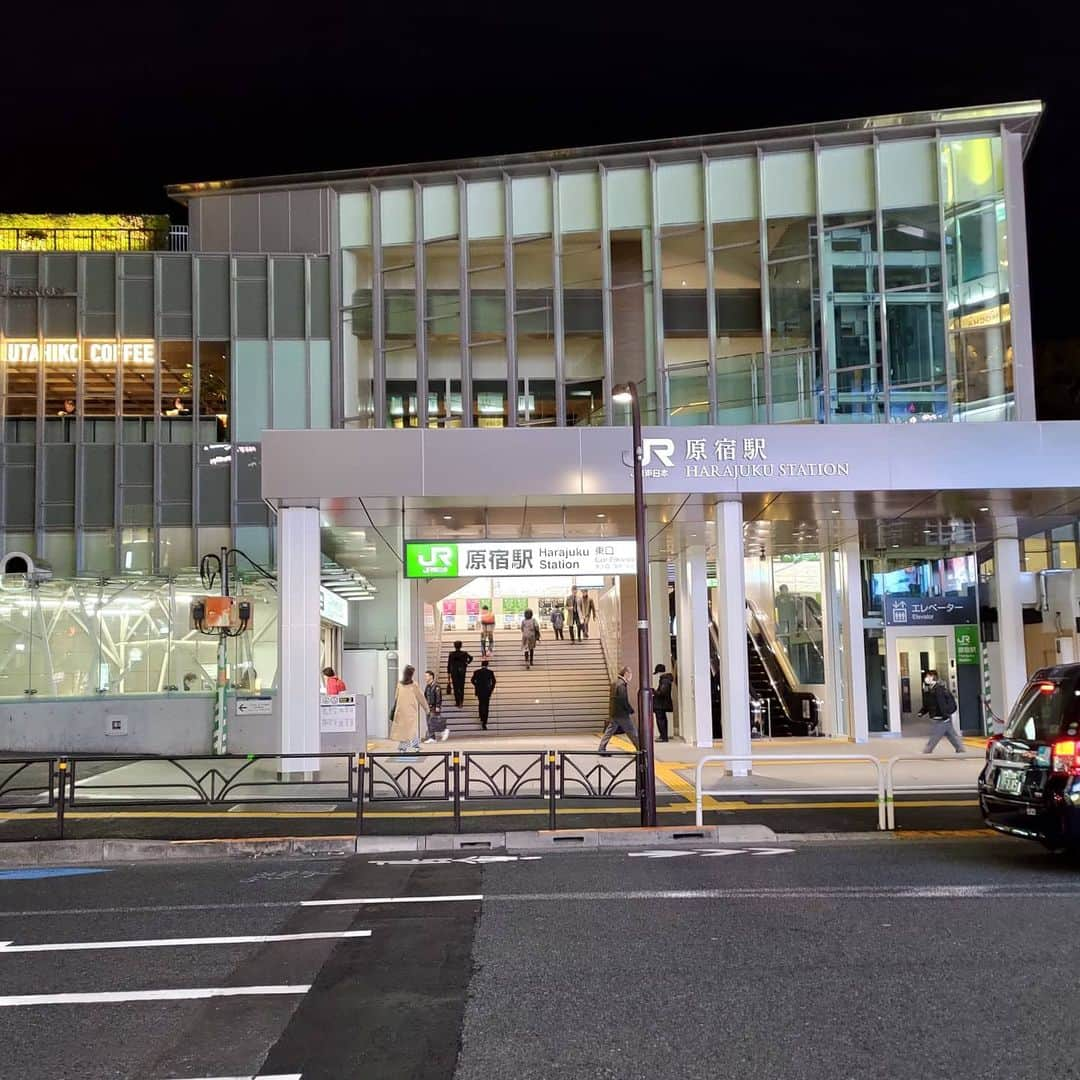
[405,540,637,579]
[884,592,977,627]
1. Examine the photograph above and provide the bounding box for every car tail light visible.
[1051,739,1080,776]
[985,734,1002,760]
[1039,681,1057,694]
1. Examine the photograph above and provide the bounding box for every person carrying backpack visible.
[919,669,964,753]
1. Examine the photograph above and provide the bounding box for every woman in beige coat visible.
[389,665,428,752]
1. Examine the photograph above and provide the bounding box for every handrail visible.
[883,753,985,829]
[746,600,802,697]
[743,609,798,731]
[694,753,886,830]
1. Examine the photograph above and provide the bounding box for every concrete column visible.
[649,560,672,679]
[994,520,1029,714]
[277,507,321,768]
[839,537,869,743]
[715,499,751,772]
[397,574,420,676]
[674,545,712,748]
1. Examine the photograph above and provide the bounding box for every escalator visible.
[706,602,820,738]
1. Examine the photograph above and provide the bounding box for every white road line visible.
[0,930,372,954]
[165,1075,301,1080]
[301,894,482,907]
[0,985,310,1007]
[486,886,1080,901]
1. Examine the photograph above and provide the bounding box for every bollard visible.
[452,752,462,833]
[56,758,68,840]
[354,754,366,837]
[547,752,557,830]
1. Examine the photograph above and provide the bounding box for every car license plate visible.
[996,769,1024,795]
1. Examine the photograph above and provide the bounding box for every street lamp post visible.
[613,381,656,827]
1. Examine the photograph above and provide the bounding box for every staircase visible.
[435,631,611,736]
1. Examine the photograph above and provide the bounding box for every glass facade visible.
[0,574,278,698]
[0,251,332,576]
[340,127,1027,428]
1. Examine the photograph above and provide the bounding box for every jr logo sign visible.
[406,543,459,578]
[641,438,676,468]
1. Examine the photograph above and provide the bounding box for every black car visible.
[979,664,1080,852]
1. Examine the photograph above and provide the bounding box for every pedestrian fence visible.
[0,749,641,839]
[694,751,987,831]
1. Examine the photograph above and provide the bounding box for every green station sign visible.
[954,624,980,666]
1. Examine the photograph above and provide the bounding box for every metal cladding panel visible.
[261,428,424,500]
[260,422,1080,502]
[289,189,327,252]
[420,429,583,498]
[259,192,290,251]
[199,196,229,251]
[230,193,261,250]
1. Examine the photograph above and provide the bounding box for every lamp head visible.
[612,385,633,404]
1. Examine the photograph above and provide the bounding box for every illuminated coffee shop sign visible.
[2,341,156,365]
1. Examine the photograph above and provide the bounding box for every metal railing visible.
[358,749,639,834]
[694,751,986,831]
[0,226,188,252]
[0,749,640,839]
[694,753,887,830]
[884,753,984,829]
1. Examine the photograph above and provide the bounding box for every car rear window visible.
[1004,679,1080,742]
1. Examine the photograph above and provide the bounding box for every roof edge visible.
[167,100,1044,202]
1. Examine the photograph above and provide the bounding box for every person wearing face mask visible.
[918,669,964,754]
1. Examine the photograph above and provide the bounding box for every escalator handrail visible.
[745,600,803,705]
[741,608,797,727]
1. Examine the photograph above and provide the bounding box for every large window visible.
[467,238,507,427]
[766,216,819,423]
[883,206,946,421]
[513,234,555,426]
[0,575,279,698]
[662,226,708,425]
[941,137,1011,421]
[343,248,374,426]
[383,242,419,428]
[821,213,881,423]
[712,219,764,424]
[562,230,604,426]
[424,237,463,428]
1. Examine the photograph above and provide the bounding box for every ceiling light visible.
[978,506,989,512]
[443,515,453,521]
[596,513,606,519]
[896,223,928,240]
[831,509,840,515]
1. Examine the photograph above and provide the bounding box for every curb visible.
[0,824,780,866]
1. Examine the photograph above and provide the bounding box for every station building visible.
[0,101,1075,763]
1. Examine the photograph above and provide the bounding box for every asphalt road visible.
[0,835,1075,1078]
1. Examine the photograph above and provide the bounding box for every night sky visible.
[1,3,1074,347]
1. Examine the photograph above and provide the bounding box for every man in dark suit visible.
[599,666,639,753]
